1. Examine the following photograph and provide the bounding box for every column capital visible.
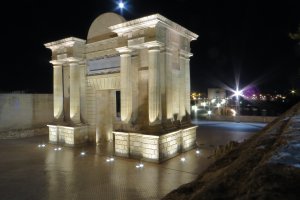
[69,62,79,67]
[116,46,133,54]
[179,49,193,59]
[50,60,64,66]
[65,57,83,63]
[160,46,172,54]
[144,41,164,50]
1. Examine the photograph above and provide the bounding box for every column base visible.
[113,126,197,163]
[48,124,88,146]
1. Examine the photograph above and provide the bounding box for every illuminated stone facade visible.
[45,12,198,162]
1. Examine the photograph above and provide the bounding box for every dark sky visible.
[1,0,300,94]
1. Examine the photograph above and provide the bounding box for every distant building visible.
[208,88,226,100]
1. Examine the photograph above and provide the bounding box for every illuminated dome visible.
[87,12,126,43]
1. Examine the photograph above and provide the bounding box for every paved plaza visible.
[0,121,265,200]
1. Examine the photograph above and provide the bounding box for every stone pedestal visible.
[114,126,197,163]
[48,125,88,146]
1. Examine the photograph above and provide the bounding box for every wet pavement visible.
[0,120,265,200]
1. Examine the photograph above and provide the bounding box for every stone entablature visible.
[45,12,198,161]
[109,14,197,41]
[45,37,86,61]
[87,74,120,90]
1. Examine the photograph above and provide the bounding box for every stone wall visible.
[0,94,53,138]
[0,127,49,139]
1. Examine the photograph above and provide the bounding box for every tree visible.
[289,25,300,40]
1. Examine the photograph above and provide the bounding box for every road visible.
[0,121,266,200]
[194,120,266,148]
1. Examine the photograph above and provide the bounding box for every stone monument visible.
[45,12,198,162]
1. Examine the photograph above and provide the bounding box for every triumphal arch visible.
[45,12,198,162]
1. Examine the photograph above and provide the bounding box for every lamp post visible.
[234,88,242,123]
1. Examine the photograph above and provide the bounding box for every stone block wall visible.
[48,125,88,146]
[113,126,197,163]
[140,135,159,160]
[48,125,59,142]
[182,126,197,151]
[129,133,142,157]
[159,131,181,160]
[114,132,129,156]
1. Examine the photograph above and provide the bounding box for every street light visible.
[233,88,242,122]
[291,89,296,95]
[207,110,212,119]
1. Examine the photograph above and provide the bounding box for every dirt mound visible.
[163,102,300,200]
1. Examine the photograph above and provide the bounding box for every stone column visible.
[69,62,81,124]
[148,44,161,123]
[185,55,192,115]
[52,62,64,121]
[159,48,166,121]
[165,48,173,120]
[117,47,133,123]
[179,53,186,120]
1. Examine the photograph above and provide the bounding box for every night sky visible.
[1,0,300,94]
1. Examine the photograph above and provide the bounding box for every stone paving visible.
[0,121,264,200]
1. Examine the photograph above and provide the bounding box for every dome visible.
[87,12,126,43]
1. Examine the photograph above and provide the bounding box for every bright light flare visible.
[227,86,247,100]
[201,102,207,107]
[221,99,226,105]
[192,105,198,112]
[234,89,243,97]
[80,151,86,156]
[54,147,62,151]
[196,149,201,154]
[106,157,115,162]
[118,1,125,9]
[136,162,144,168]
[180,157,186,162]
[38,144,46,148]
[116,0,127,14]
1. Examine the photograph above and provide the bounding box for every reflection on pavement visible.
[0,121,265,200]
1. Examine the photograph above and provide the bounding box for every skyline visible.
[1,0,300,93]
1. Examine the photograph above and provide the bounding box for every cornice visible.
[109,14,198,41]
[50,57,84,65]
[44,37,86,51]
